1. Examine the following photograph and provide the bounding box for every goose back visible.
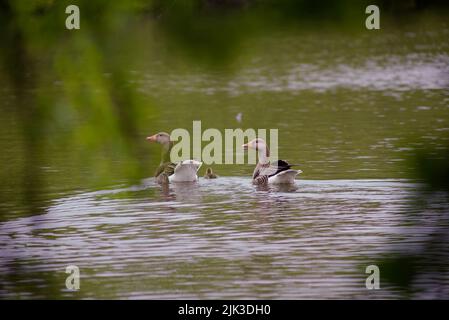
[252,160,294,179]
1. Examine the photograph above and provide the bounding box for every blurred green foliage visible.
[376,147,449,296]
[414,148,449,192]
[0,0,158,219]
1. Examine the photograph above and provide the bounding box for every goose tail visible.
[268,169,302,184]
[169,160,202,182]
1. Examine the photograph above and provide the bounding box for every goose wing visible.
[256,160,293,178]
[174,160,202,173]
[169,160,202,182]
[155,162,176,178]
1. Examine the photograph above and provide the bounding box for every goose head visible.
[242,138,270,157]
[146,132,171,146]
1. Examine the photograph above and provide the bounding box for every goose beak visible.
[242,143,248,151]
[146,135,157,142]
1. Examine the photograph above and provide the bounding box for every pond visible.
[1,177,448,299]
[0,16,449,299]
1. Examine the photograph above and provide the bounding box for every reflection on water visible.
[141,53,449,95]
[1,178,448,299]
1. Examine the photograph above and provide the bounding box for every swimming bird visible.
[146,132,202,183]
[204,167,218,179]
[242,138,302,184]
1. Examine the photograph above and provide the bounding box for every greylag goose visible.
[204,167,218,179]
[147,132,202,183]
[242,138,302,184]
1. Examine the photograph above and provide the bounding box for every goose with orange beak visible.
[146,132,202,183]
[242,138,302,184]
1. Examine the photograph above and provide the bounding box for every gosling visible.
[203,167,218,179]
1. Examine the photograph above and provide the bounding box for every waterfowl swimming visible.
[242,138,302,184]
[204,167,218,179]
[146,132,202,183]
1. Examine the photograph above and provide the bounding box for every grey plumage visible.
[242,138,301,185]
[252,160,297,181]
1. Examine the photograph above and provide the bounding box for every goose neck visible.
[258,148,270,165]
[160,141,173,164]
